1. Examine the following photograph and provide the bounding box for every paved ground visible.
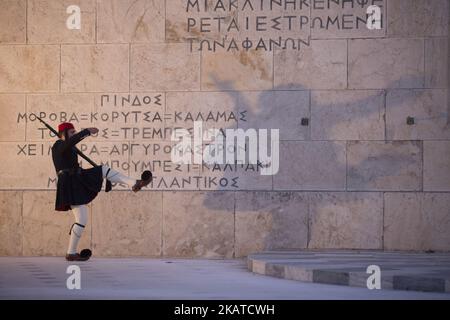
[0,257,449,299]
[248,250,450,294]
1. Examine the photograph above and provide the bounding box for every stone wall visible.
[0,0,449,257]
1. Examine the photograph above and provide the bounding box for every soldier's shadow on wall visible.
[200,74,443,253]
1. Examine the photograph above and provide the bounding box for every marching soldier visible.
[52,122,152,261]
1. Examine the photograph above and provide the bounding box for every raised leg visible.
[102,165,136,187]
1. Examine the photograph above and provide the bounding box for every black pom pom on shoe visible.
[80,248,92,259]
[141,170,152,182]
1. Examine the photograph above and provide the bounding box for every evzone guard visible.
[51,122,152,261]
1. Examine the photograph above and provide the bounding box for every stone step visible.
[247,249,450,294]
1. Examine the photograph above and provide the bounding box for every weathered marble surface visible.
[22,191,92,256]
[0,191,23,256]
[386,89,450,140]
[235,192,308,257]
[61,44,129,92]
[0,0,449,256]
[274,141,347,190]
[424,141,450,191]
[97,0,165,43]
[28,0,96,43]
[308,192,383,249]
[348,39,425,89]
[384,193,450,251]
[202,49,273,91]
[274,40,347,90]
[0,142,56,190]
[311,90,385,140]
[347,141,422,191]
[388,0,449,37]
[92,191,162,256]
[0,45,60,92]
[425,38,449,88]
[162,191,234,258]
[131,43,200,91]
[0,0,26,43]
[238,90,310,140]
[0,94,26,141]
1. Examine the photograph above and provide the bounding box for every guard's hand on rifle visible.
[87,127,99,135]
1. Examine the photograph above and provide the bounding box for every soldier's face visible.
[67,128,76,138]
[62,128,76,140]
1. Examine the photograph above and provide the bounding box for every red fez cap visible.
[58,122,75,132]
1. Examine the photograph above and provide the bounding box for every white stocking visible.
[67,204,88,255]
[102,165,136,187]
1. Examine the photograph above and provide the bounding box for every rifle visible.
[31,113,112,192]
[31,113,97,167]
